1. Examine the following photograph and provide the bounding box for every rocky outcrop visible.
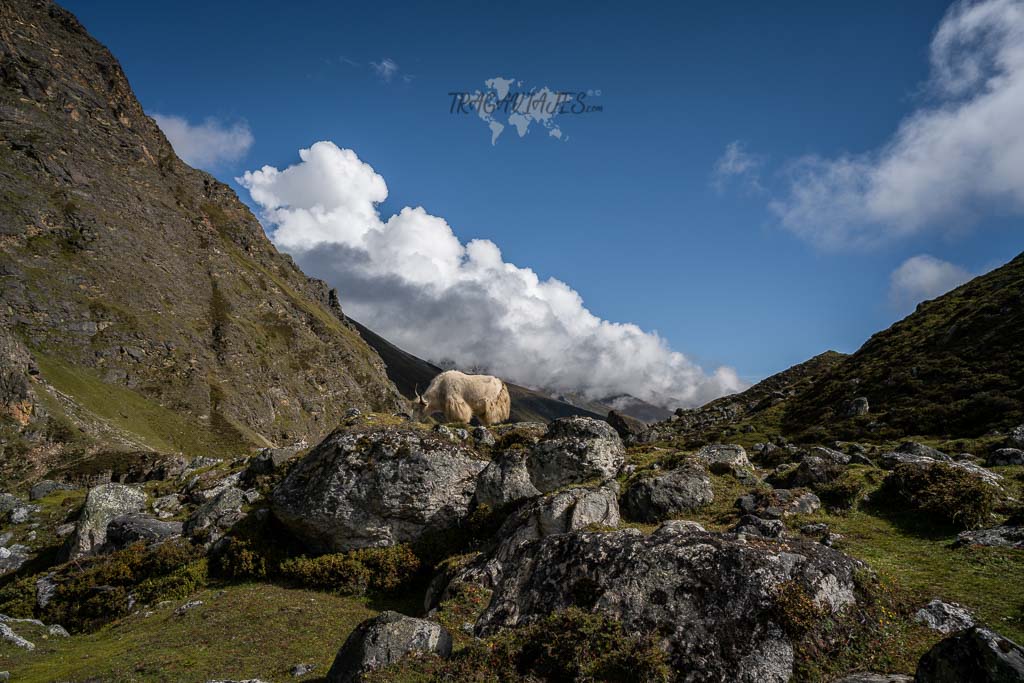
[526,417,625,492]
[61,483,146,560]
[914,627,1024,682]
[0,0,404,458]
[272,425,486,552]
[476,523,865,682]
[474,449,539,509]
[606,410,647,443]
[184,487,245,542]
[621,464,713,522]
[326,612,452,683]
[736,490,821,519]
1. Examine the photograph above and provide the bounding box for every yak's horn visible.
[414,383,420,400]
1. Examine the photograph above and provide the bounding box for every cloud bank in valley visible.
[154,114,253,170]
[770,0,1024,249]
[238,142,743,408]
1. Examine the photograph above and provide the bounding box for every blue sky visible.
[64,0,1024,404]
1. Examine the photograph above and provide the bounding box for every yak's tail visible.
[485,382,511,425]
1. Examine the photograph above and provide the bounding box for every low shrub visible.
[815,466,884,509]
[41,539,207,632]
[279,553,370,594]
[883,462,998,529]
[366,608,671,683]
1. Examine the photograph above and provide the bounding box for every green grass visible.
[0,583,391,682]
[796,507,1024,645]
[33,353,252,458]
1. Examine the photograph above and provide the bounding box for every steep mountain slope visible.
[0,0,403,465]
[783,252,1024,440]
[349,319,604,423]
[647,350,846,444]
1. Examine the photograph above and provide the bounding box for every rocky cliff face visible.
[0,0,403,464]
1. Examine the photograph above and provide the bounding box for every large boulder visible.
[272,425,487,552]
[428,485,621,610]
[28,480,73,500]
[61,483,146,560]
[326,611,452,683]
[621,464,713,522]
[474,449,539,509]
[914,627,1024,682]
[476,523,866,682]
[526,417,624,492]
[695,443,751,474]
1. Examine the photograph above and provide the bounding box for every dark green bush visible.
[815,466,884,509]
[279,553,370,594]
[366,608,671,683]
[42,539,207,632]
[883,462,998,529]
[210,537,268,580]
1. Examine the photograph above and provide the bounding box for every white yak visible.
[414,370,511,426]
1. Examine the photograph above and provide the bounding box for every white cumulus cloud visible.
[771,0,1024,249]
[238,141,744,408]
[154,114,253,170]
[889,254,973,310]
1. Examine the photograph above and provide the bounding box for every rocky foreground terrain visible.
[2,1,1024,682]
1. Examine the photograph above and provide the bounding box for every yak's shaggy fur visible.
[415,370,511,426]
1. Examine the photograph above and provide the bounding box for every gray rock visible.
[477,524,864,682]
[29,480,73,500]
[326,611,452,683]
[845,397,870,417]
[290,663,316,677]
[36,575,57,609]
[103,514,182,551]
[527,417,625,492]
[0,623,34,650]
[806,446,851,465]
[272,425,486,552]
[915,627,1024,682]
[915,599,975,635]
[174,599,203,615]
[243,445,303,480]
[474,449,540,509]
[62,483,147,560]
[47,624,69,637]
[0,544,30,576]
[987,448,1024,466]
[775,455,844,487]
[738,490,822,519]
[896,442,949,461]
[7,503,37,524]
[834,674,911,683]
[695,443,751,474]
[955,525,1024,549]
[184,487,244,541]
[621,464,713,522]
[732,514,786,538]
[152,494,182,519]
[1008,425,1024,450]
[881,455,1003,488]
[187,457,222,470]
[606,410,647,443]
[471,426,495,447]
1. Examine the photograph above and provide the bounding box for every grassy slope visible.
[783,252,1024,440]
[0,584,417,682]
